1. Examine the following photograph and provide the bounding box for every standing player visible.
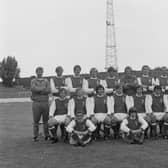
[66,112,96,147]
[66,65,84,97]
[120,66,138,96]
[89,85,113,140]
[145,85,168,138]
[50,66,68,97]
[120,107,148,144]
[151,67,160,87]
[137,65,153,94]
[31,67,50,141]
[48,88,70,143]
[83,68,101,97]
[101,67,120,96]
[158,67,168,93]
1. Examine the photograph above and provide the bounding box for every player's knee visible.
[104,116,111,126]
[91,116,98,125]
[64,117,71,126]
[163,113,168,123]
[111,116,119,126]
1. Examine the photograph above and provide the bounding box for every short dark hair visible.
[129,107,137,114]
[55,66,63,72]
[35,67,43,73]
[107,67,117,73]
[96,85,104,93]
[73,65,81,71]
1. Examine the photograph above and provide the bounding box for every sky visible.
[1,0,168,77]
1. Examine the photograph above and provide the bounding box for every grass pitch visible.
[0,102,168,168]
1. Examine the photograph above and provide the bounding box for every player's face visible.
[116,87,122,94]
[161,70,167,76]
[76,115,84,122]
[136,87,142,95]
[56,68,63,77]
[130,112,137,119]
[36,69,43,78]
[109,71,116,77]
[76,89,84,97]
[125,68,132,75]
[154,89,161,95]
[90,70,97,78]
[74,67,81,76]
[59,90,66,99]
[142,68,149,75]
[97,88,104,95]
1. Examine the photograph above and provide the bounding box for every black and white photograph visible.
[0,0,168,168]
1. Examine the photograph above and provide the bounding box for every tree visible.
[0,56,20,87]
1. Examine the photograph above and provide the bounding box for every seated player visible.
[50,66,68,97]
[66,112,96,147]
[110,85,129,139]
[137,65,153,94]
[83,68,101,97]
[89,85,113,140]
[101,67,120,96]
[68,88,90,119]
[48,88,71,143]
[66,65,84,97]
[120,107,148,144]
[145,85,168,138]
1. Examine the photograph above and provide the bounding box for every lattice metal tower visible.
[105,0,118,70]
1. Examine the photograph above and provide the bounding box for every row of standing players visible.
[30,65,168,146]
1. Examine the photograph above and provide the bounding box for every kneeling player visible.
[66,112,96,147]
[48,88,71,143]
[89,85,113,140]
[120,107,148,144]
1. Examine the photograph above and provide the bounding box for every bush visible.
[0,56,20,87]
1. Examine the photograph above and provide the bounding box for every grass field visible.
[0,102,168,168]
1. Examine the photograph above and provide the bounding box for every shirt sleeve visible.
[86,119,96,132]
[111,96,115,114]
[68,98,75,117]
[145,95,153,114]
[125,95,134,112]
[152,78,160,86]
[139,116,148,130]
[120,119,130,133]
[137,77,141,85]
[49,98,56,117]
[86,97,93,117]
[83,79,94,94]
[30,79,44,92]
[163,94,168,112]
[88,97,95,116]
[50,78,59,94]
[101,80,113,94]
[43,79,51,94]
[107,96,114,115]
[65,77,73,92]
[66,120,76,133]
